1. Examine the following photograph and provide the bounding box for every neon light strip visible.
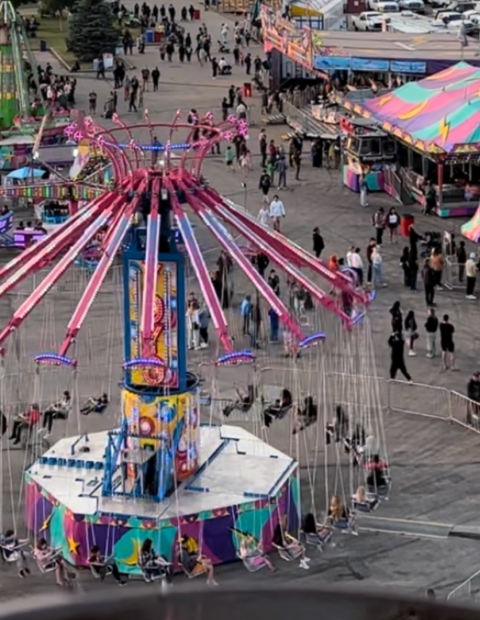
[299,332,326,349]
[123,358,165,369]
[165,178,234,353]
[35,353,76,367]
[215,350,255,365]
[59,182,144,358]
[141,177,161,346]
[180,180,305,342]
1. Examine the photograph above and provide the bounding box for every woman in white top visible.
[349,248,364,287]
[269,195,285,232]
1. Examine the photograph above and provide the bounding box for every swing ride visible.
[0,109,387,578]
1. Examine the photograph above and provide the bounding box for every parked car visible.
[398,0,426,12]
[368,0,400,10]
[352,10,390,29]
[445,1,478,12]
[432,10,476,30]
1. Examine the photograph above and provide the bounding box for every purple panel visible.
[202,513,236,563]
[89,523,131,557]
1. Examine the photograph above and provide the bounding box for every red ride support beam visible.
[200,197,353,326]
[0,205,117,353]
[165,178,234,353]
[179,181,305,342]
[201,184,369,306]
[141,177,161,352]
[59,182,145,358]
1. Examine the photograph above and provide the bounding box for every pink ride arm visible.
[179,181,304,342]
[141,178,161,350]
[166,180,233,352]
[58,183,144,358]
[0,206,117,353]
[0,187,124,300]
[204,186,369,306]
[197,193,353,326]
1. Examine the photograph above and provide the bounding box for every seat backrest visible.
[0,212,13,233]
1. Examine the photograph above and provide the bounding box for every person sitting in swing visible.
[178,535,217,586]
[352,486,379,512]
[327,495,356,533]
[42,390,72,435]
[33,538,72,587]
[292,396,317,434]
[301,512,332,546]
[9,404,41,446]
[1,529,30,578]
[325,405,349,445]
[223,384,256,418]
[238,536,276,572]
[365,454,389,490]
[264,388,292,428]
[139,538,172,584]
[272,515,310,569]
[344,423,366,466]
[80,393,109,416]
[88,545,127,586]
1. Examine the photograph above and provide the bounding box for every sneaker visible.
[426,353,433,359]
[408,350,416,357]
[117,580,128,586]
[299,559,310,570]
[467,295,477,300]
[304,556,311,563]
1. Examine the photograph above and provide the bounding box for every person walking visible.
[465,251,478,300]
[359,173,368,207]
[259,169,271,204]
[250,302,262,349]
[366,238,376,285]
[312,227,324,258]
[424,308,438,359]
[268,307,280,342]
[439,314,456,371]
[387,207,400,243]
[404,310,418,357]
[457,240,467,284]
[198,303,210,348]
[241,294,252,335]
[350,248,364,287]
[151,67,160,91]
[269,194,285,232]
[259,129,267,169]
[258,205,269,226]
[276,155,288,190]
[372,245,385,288]
[430,247,445,289]
[388,331,412,381]
[422,258,436,307]
[372,207,385,245]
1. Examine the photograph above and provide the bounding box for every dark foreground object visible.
[0,588,476,620]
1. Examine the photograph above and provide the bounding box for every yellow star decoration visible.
[67,536,80,555]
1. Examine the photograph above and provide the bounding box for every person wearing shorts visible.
[439,314,456,371]
[387,207,400,243]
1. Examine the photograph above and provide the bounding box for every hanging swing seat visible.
[1,540,28,563]
[367,482,391,501]
[302,529,332,550]
[237,550,269,573]
[138,559,171,583]
[89,561,113,579]
[352,497,379,513]
[33,549,63,574]
[178,556,208,579]
[272,535,305,562]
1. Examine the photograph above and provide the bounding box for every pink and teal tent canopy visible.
[352,62,480,157]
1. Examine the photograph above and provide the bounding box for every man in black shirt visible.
[439,314,456,371]
[312,227,324,259]
[388,331,412,382]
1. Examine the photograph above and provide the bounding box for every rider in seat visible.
[218,57,232,74]
[264,388,292,428]
[238,536,276,572]
[352,486,378,512]
[88,545,127,586]
[80,393,109,416]
[272,515,310,569]
[293,396,317,434]
[223,384,256,418]
[9,404,41,445]
[365,454,389,490]
[139,538,172,584]
[1,529,30,578]
[325,405,349,445]
[33,538,72,587]
[178,535,217,585]
[42,391,72,435]
[327,495,356,533]
[301,512,332,546]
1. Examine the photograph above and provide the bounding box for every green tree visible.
[66,0,120,62]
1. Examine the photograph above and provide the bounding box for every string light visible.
[215,350,255,365]
[35,353,76,367]
[299,332,326,349]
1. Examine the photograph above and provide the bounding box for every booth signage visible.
[390,60,426,74]
[351,58,389,72]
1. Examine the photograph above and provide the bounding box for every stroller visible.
[420,231,441,258]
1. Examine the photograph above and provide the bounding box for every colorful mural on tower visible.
[128,259,179,389]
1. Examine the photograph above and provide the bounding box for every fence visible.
[443,257,465,292]
[448,569,480,603]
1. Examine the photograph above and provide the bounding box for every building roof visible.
[344,62,480,156]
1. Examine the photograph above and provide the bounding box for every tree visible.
[66,0,120,62]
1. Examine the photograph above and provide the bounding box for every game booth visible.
[342,62,480,218]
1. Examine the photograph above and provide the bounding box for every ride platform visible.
[24,424,298,573]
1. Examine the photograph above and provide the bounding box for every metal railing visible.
[448,569,480,603]
[443,258,465,292]
[386,380,451,420]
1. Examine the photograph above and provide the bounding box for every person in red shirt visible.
[9,404,40,445]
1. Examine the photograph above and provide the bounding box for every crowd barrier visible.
[443,258,465,292]
[448,568,480,603]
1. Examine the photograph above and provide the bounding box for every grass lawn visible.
[30,17,141,71]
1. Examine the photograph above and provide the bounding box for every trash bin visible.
[39,39,47,52]
[243,82,252,98]
[401,213,414,236]
[193,8,201,19]
[154,31,162,43]
[145,30,154,43]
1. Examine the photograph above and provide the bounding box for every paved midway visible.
[1,0,480,603]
